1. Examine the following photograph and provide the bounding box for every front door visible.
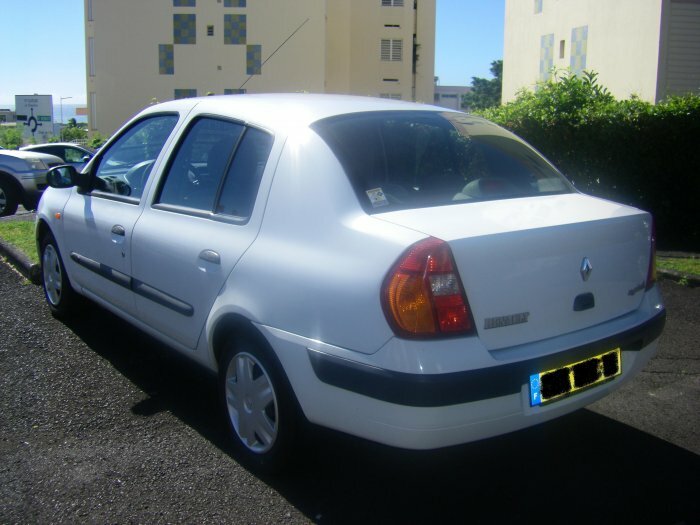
[61,114,180,315]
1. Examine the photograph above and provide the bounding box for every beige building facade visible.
[85,0,435,136]
[502,0,700,103]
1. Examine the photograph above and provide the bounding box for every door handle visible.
[111,225,126,236]
[198,249,220,265]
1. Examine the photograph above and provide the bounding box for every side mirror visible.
[46,165,91,190]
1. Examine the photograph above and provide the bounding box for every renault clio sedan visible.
[36,94,665,470]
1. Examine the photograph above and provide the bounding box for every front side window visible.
[93,114,179,200]
[312,111,574,214]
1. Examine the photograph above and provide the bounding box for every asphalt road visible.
[0,260,698,524]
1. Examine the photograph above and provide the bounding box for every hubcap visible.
[0,187,6,211]
[225,352,279,453]
[42,244,63,306]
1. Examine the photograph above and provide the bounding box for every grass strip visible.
[657,256,700,277]
[0,221,38,264]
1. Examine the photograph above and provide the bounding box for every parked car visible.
[21,142,94,171]
[0,149,63,216]
[36,94,665,470]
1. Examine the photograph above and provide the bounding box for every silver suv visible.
[0,149,63,216]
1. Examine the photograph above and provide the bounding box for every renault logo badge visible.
[580,257,593,282]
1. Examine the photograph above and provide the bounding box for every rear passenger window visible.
[216,128,273,217]
[158,118,244,211]
[157,117,273,219]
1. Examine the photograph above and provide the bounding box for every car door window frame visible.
[152,114,274,225]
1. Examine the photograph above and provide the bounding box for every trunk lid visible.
[375,194,653,350]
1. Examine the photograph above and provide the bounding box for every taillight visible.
[645,218,657,290]
[382,237,475,338]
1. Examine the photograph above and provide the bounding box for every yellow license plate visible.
[529,349,621,406]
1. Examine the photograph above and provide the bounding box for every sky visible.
[0,0,505,107]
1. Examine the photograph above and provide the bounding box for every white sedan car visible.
[36,94,665,470]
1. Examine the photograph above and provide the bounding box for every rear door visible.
[131,116,275,349]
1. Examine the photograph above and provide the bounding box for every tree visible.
[0,125,24,149]
[60,118,87,142]
[462,60,503,111]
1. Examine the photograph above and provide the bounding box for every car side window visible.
[63,147,86,163]
[215,127,273,218]
[93,114,178,200]
[157,117,245,212]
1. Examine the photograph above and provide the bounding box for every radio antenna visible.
[239,17,311,90]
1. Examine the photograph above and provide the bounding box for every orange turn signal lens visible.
[382,237,474,338]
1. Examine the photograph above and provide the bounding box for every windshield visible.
[312,111,574,213]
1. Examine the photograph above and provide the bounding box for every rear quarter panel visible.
[208,131,423,355]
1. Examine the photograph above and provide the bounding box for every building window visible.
[89,92,97,130]
[174,89,197,99]
[88,37,95,76]
[247,45,262,75]
[570,26,588,75]
[173,0,196,6]
[224,14,246,45]
[539,34,554,81]
[87,0,93,21]
[381,39,403,61]
[207,25,214,36]
[559,40,565,59]
[159,44,174,75]
[174,14,196,45]
[382,0,404,6]
[224,0,246,6]
[224,89,247,94]
[383,78,399,82]
[379,93,402,100]
[534,0,543,14]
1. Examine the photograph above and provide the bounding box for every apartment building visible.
[502,0,700,103]
[85,0,435,136]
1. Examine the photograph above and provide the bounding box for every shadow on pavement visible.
[62,303,700,525]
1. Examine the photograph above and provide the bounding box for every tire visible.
[40,233,79,318]
[219,335,300,472]
[0,178,19,217]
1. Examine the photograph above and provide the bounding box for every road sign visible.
[15,95,54,143]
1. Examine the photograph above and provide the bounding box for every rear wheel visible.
[40,233,78,318]
[219,335,300,472]
[0,178,19,217]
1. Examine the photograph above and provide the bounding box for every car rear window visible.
[311,111,574,213]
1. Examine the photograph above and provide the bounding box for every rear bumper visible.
[259,296,665,450]
[308,309,665,407]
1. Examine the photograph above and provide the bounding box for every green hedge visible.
[480,72,700,251]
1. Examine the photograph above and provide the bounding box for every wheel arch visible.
[35,218,52,249]
[211,313,275,372]
[0,170,23,199]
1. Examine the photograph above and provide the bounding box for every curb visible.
[0,236,41,285]
[657,268,700,287]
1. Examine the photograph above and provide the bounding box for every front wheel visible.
[219,335,300,472]
[40,233,78,318]
[0,178,19,217]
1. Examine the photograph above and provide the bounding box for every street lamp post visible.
[59,96,72,140]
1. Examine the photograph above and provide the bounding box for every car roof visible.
[139,93,457,134]
[21,142,92,152]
